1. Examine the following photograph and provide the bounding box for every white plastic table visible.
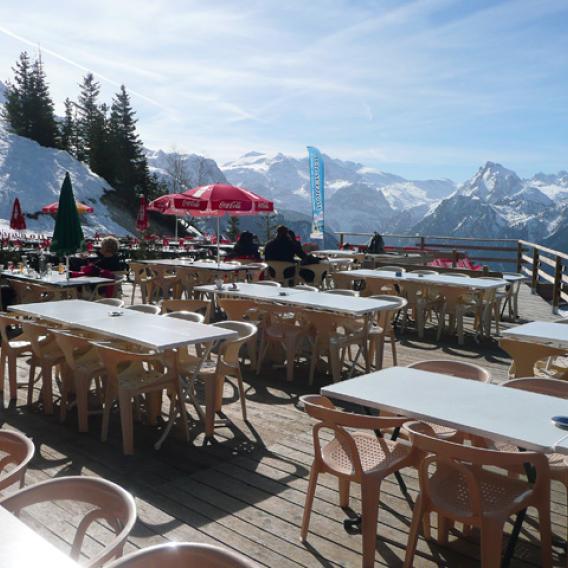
[0,506,78,567]
[9,300,234,351]
[1,270,113,287]
[195,283,394,316]
[314,249,364,259]
[321,366,568,453]
[341,269,507,290]
[139,259,258,272]
[501,321,568,350]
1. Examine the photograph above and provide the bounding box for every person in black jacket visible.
[226,231,261,260]
[264,226,298,263]
[94,237,124,272]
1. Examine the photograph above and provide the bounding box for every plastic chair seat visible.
[430,466,532,518]
[118,365,168,392]
[494,440,568,469]
[322,431,410,475]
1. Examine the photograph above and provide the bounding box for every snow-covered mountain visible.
[146,149,227,188]
[413,162,568,249]
[0,119,129,236]
[222,151,456,233]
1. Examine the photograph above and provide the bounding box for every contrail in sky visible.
[0,24,166,109]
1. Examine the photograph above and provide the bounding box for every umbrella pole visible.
[66,255,70,280]
[175,216,178,240]
[216,216,220,264]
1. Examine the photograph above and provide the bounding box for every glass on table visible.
[58,263,65,274]
[7,261,14,271]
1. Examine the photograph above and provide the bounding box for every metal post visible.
[516,241,523,273]
[553,256,562,314]
[531,248,539,294]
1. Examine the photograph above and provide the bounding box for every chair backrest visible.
[161,298,211,322]
[255,281,281,287]
[218,298,264,322]
[504,376,568,398]
[53,330,96,371]
[404,421,548,521]
[18,319,55,359]
[298,263,328,287]
[0,313,34,349]
[301,395,408,478]
[266,261,296,286]
[245,262,268,283]
[128,262,152,283]
[330,273,355,290]
[163,311,205,324]
[212,321,257,365]
[0,430,35,492]
[0,475,136,567]
[106,542,257,568]
[294,285,319,291]
[125,304,161,315]
[325,289,357,296]
[407,359,491,382]
[377,266,404,272]
[96,298,125,308]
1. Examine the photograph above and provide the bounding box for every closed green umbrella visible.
[50,172,86,277]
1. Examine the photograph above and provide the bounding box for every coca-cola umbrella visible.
[10,197,26,230]
[147,193,207,239]
[135,195,149,232]
[181,183,274,262]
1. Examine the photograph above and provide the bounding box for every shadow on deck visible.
[1,283,565,567]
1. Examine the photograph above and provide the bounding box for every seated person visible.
[93,236,124,272]
[264,226,302,263]
[226,231,261,261]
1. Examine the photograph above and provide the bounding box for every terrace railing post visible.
[531,248,539,294]
[553,256,562,314]
[452,249,458,268]
[419,236,425,250]
[516,241,523,273]
[339,233,344,248]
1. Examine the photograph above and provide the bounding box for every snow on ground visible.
[0,122,129,237]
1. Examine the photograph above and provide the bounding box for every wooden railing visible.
[334,232,568,313]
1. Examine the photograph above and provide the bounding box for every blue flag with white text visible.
[307,146,325,240]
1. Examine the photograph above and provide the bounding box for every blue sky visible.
[0,0,566,182]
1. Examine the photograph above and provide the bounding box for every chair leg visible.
[235,368,247,422]
[329,343,342,383]
[537,505,553,568]
[390,331,397,366]
[256,334,268,375]
[361,481,381,568]
[26,361,36,406]
[300,463,319,541]
[118,390,135,455]
[404,493,426,568]
[308,343,319,386]
[339,477,350,508]
[101,386,116,442]
[437,514,453,545]
[8,353,17,400]
[284,336,297,383]
[480,520,504,568]
[41,364,54,415]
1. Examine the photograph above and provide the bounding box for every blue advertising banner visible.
[307,146,324,240]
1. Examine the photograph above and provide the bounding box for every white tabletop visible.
[138,259,257,271]
[314,249,364,258]
[502,321,568,350]
[196,283,394,316]
[342,269,507,290]
[0,506,78,567]
[9,300,236,350]
[1,271,114,287]
[321,367,568,453]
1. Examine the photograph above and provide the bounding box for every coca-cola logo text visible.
[219,200,246,210]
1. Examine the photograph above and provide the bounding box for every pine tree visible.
[108,84,156,200]
[226,216,240,241]
[76,73,103,163]
[3,52,33,138]
[28,54,58,147]
[60,98,76,155]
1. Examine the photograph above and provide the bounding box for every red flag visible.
[10,198,26,230]
[136,195,149,232]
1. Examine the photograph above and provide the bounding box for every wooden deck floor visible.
[1,283,566,567]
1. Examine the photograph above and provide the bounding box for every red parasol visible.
[135,195,149,232]
[9,197,26,230]
[181,184,274,261]
[147,193,207,216]
[181,183,274,217]
[42,201,94,214]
